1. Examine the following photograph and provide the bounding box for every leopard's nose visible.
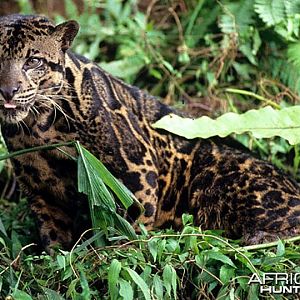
[0,85,20,101]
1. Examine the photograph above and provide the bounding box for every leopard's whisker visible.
[32,106,40,116]
[37,95,73,127]
[20,119,31,135]
[29,106,39,119]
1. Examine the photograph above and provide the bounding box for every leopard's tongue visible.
[4,103,17,109]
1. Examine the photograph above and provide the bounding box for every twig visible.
[225,88,281,109]
[69,228,101,279]
[240,235,300,251]
[0,243,36,276]
[0,141,76,161]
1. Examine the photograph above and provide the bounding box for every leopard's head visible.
[0,14,79,123]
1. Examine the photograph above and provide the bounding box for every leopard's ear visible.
[51,20,79,51]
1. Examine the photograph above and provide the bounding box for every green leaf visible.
[220,265,235,284]
[119,279,134,300]
[11,289,33,300]
[0,217,7,237]
[153,106,300,145]
[11,230,22,258]
[285,0,300,16]
[125,268,151,300]
[17,0,33,14]
[77,145,116,211]
[73,231,106,253]
[100,57,145,80]
[148,238,158,262]
[276,240,285,256]
[219,0,255,34]
[153,274,164,299]
[163,265,177,299]
[42,287,66,300]
[76,142,142,212]
[112,213,137,240]
[56,255,66,270]
[64,0,79,18]
[288,42,300,67]
[79,271,91,300]
[254,0,286,26]
[108,259,122,300]
[205,250,236,268]
[75,142,140,240]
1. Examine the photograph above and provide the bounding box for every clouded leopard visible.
[1,14,300,252]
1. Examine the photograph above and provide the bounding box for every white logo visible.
[248,273,300,294]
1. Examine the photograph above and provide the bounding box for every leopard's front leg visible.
[30,196,74,254]
[122,166,161,231]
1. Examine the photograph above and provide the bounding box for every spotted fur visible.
[1,14,300,252]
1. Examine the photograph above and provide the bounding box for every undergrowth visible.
[1,206,300,300]
[1,0,300,299]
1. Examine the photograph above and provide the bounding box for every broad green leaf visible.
[108,259,122,300]
[153,106,300,145]
[208,281,218,293]
[11,230,22,259]
[205,250,236,268]
[56,255,66,270]
[220,265,235,284]
[77,147,115,235]
[219,0,255,34]
[64,0,79,18]
[119,279,133,300]
[17,0,33,14]
[100,57,145,80]
[125,268,151,300]
[153,274,164,299]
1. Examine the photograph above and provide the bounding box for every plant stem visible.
[225,88,281,109]
[0,140,76,161]
[240,235,300,251]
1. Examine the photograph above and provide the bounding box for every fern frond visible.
[269,56,300,95]
[287,42,300,67]
[254,0,285,26]
[284,0,300,16]
[219,0,255,34]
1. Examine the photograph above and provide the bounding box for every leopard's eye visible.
[23,57,43,70]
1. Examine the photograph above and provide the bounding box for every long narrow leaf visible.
[77,150,116,211]
[125,268,151,300]
[76,143,143,212]
[112,213,137,240]
[108,259,122,300]
[76,142,138,240]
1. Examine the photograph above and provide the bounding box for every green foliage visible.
[153,105,300,144]
[254,0,286,26]
[76,142,140,242]
[1,0,300,299]
[1,214,300,299]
